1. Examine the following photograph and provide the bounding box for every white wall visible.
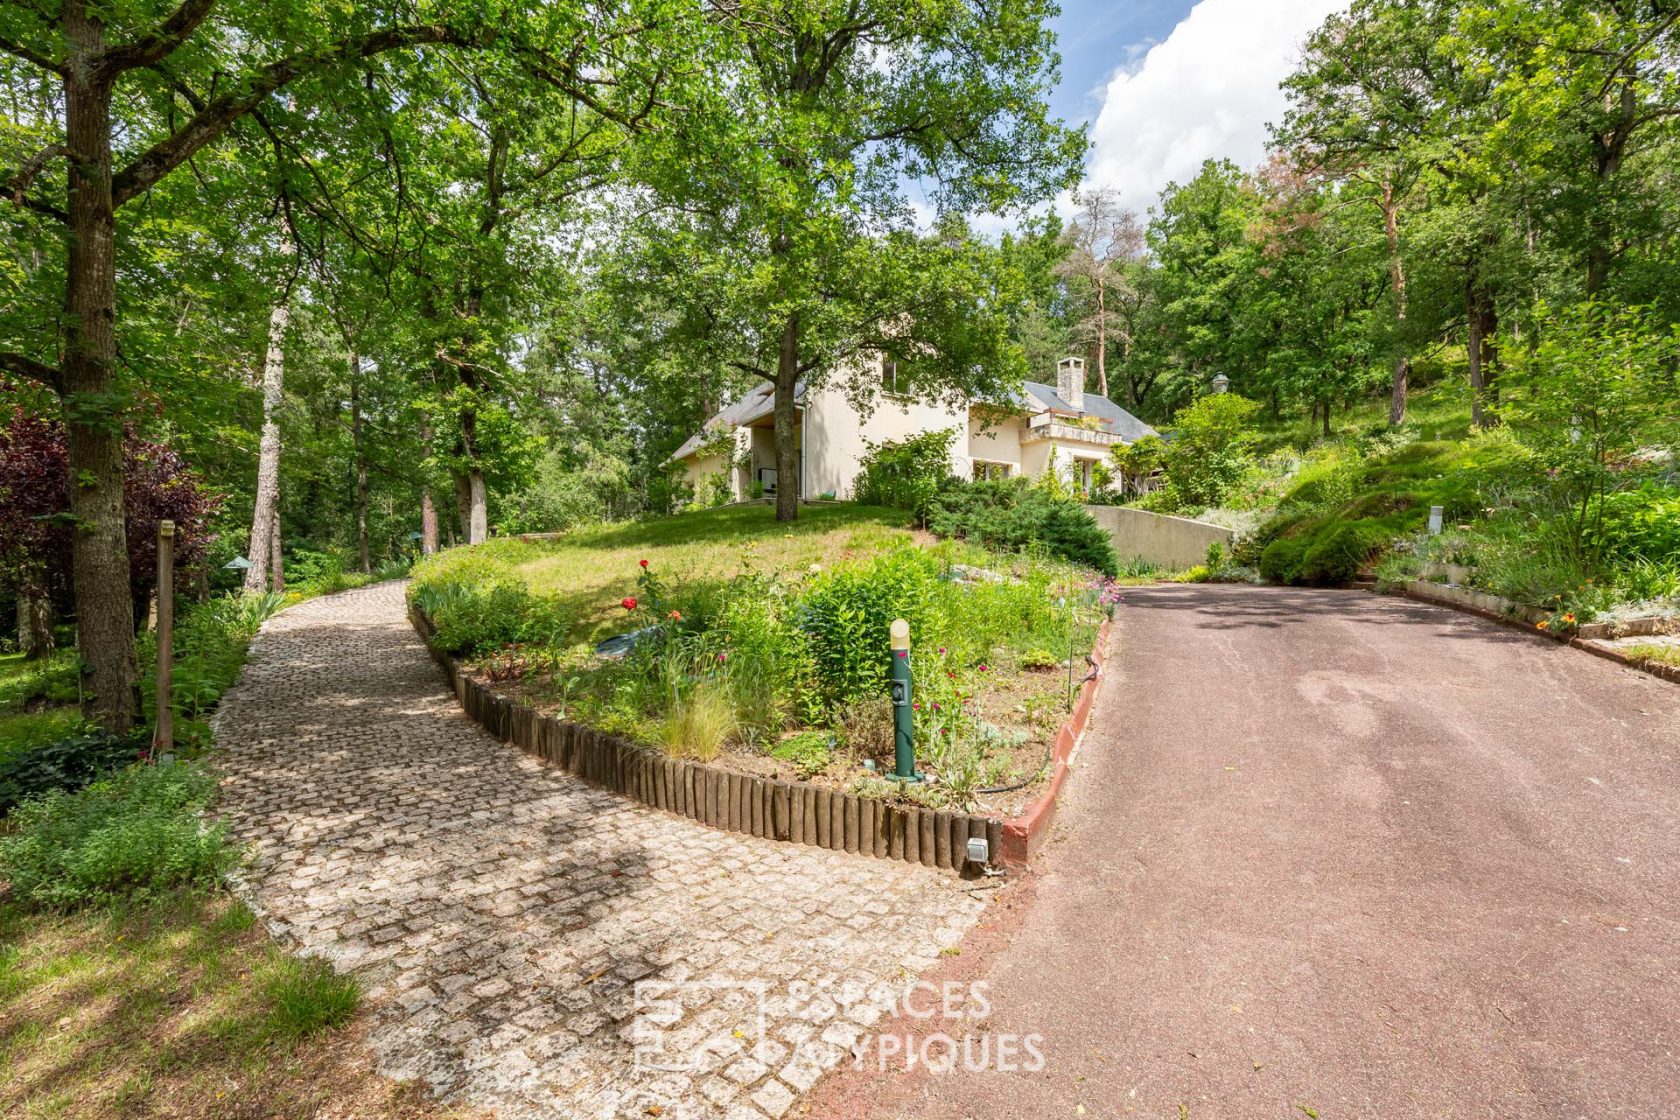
[804,359,968,499]
[968,410,1025,472]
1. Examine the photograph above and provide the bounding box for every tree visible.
[1160,393,1261,510]
[1147,161,1263,409]
[1056,187,1144,399]
[0,402,217,651]
[1278,0,1450,424]
[1503,302,1679,555]
[631,0,1084,522]
[0,0,690,728]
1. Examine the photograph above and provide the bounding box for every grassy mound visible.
[1245,436,1529,586]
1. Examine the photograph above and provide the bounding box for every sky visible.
[1035,0,1346,217]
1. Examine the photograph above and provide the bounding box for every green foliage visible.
[1160,393,1262,509]
[0,763,237,909]
[926,478,1119,575]
[408,547,569,656]
[1109,434,1166,483]
[769,730,833,779]
[653,673,737,762]
[1589,485,1680,566]
[0,728,149,817]
[1502,302,1680,556]
[853,429,958,522]
[1251,433,1533,586]
[1259,537,1310,585]
[140,592,288,731]
[798,547,944,709]
[1300,521,1392,584]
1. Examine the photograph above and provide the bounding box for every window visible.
[1076,457,1097,494]
[972,460,1014,481]
[881,357,909,397]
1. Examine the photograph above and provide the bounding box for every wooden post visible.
[153,519,175,758]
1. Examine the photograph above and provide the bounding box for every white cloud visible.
[1084,0,1345,213]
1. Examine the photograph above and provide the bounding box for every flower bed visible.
[406,507,1117,822]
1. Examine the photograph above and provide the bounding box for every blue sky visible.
[1035,0,1346,213]
[1047,0,1196,128]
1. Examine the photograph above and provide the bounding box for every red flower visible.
[621,596,638,611]
[639,559,649,568]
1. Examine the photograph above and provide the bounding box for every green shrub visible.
[0,762,237,908]
[769,730,832,778]
[1259,537,1308,584]
[853,428,959,521]
[798,546,943,708]
[1300,521,1390,584]
[1589,485,1680,566]
[0,728,149,817]
[927,478,1118,575]
[1159,393,1261,509]
[409,548,567,655]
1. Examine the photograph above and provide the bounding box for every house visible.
[669,355,1159,501]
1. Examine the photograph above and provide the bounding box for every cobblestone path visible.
[215,581,984,1120]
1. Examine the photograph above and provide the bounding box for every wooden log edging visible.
[409,605,1114,872]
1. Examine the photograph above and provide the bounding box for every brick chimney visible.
[1057,356,1085,412]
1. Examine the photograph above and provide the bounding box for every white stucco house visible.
[669,356,1159,501]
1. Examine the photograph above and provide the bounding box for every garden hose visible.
[976,661,1100,795]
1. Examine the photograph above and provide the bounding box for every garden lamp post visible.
[1211,372,1230,394]
[887,618,923,782]
[154,520,175,759]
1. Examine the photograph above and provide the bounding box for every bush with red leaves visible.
[0,405,219,620]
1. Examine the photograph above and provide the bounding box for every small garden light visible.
[887,618,924,783]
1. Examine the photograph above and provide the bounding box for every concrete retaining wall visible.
[1084,505,1235,571]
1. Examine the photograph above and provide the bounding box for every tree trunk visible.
[421,489,438,554]
[269,505,285,593]
[1094,280,1108,399]
[1585,82,1633,296]
[1466,274,1500,429]
[469,472,488,542]
[420,421,439,554]
[453,471,472,540]
[773,316,800,522]
[18,590,53,660]
[1321,396,1332,437]
[62,3,137,730]
[1381,182,1410,426]
[245,242,291,592]
[350,353,370,572]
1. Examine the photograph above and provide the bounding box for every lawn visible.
[0,892,475,1120]
[0,571,474,1120]
[0,649,84,765]
[409,503,1116,817]
[509,502,922,644]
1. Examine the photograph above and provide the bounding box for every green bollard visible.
[887,618,923,783]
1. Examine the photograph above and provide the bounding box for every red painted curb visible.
[999,616,1111,867]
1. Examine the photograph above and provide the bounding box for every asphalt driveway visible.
[809,584,1680,1119]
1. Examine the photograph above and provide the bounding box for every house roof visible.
[1021,381,1159,443]
[670,376,1158,464]
[668,381,808,463]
